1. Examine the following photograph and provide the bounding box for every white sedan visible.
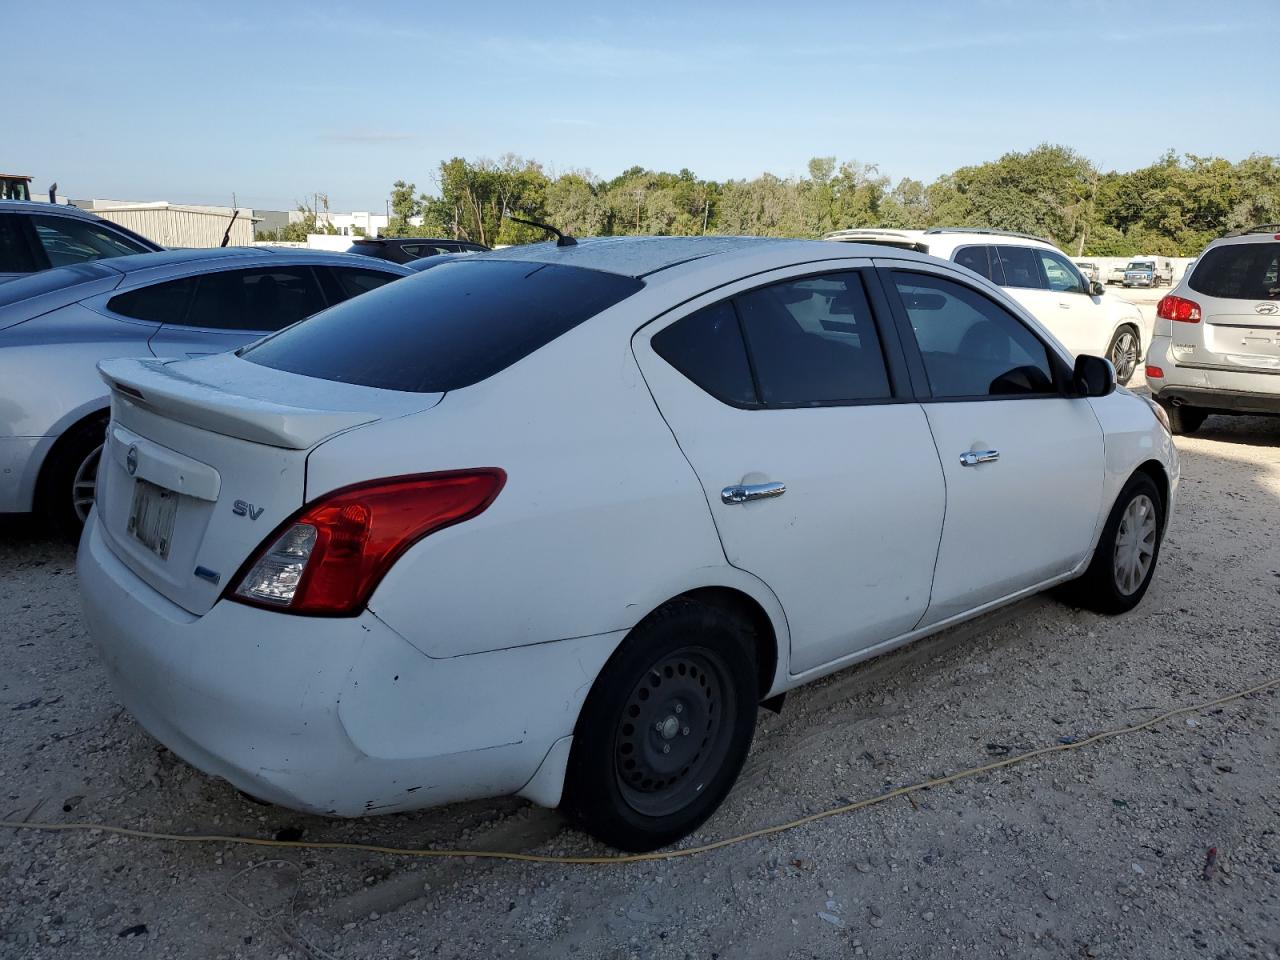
[78,237,1177,851]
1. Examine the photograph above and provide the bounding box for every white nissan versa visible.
[78,237,1177,851]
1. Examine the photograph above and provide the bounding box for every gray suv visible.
[1146,225,1280,433]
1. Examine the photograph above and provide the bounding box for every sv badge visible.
[232,499,265,521]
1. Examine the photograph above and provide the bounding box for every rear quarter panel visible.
[305,307,779,663]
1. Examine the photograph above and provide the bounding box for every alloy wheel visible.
[1113,493,1157,595]
[72,442,104,524]
[1109,330,1139,384]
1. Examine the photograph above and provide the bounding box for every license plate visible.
[128,479,178,559]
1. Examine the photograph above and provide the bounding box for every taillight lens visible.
[1145,364,1165,380]
[1156,294,1201,323]
[229,470,505,616]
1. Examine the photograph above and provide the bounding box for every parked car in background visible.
[405,252,475,272]
[1074,261,1099,282]
[78,236,1175,852]
[1123,256,1174,288]
[0,248,411,533]
[0,200,161,284]
[1105,263,1129,285]
[1146,225,1280,433]
[825,228,1148,383]
[347,237,488,264]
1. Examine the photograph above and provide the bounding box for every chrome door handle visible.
[959,450,1000,467]
[721,481,787,504]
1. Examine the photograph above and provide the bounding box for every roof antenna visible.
[505,210,576,247]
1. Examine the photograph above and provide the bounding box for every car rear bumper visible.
[1152,385,1280,415]
[1147,336,1280,415]
[77,512,614,816]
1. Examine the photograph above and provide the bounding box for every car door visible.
[147,264,328,357]
[878,261,1104,626]
[0,214,44,283]
[633,263,946,675]
[1032,247,1112,357]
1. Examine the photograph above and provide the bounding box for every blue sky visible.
[8,0,1278,212]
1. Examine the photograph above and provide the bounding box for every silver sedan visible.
[0,247,412,534]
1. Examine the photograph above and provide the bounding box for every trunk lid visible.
[95,352,442,615]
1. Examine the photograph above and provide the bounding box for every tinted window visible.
[181,267,326,332]
[735,272,891,405]
[398,244,428,259]
[245,260,644,393]
[652,300,756,406]
[1036,250,1086,294]
[953,245,999,283]
[0,215,38,273]
[893,272,1055,398]
[327,267,401,302]
[1189,242,1280,301]
[108,276,197,323]
[992,245,1045,289]
[30,215,151,267]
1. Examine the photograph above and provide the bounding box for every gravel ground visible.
[2,412,1278,960]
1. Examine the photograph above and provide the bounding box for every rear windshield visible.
[243,259,644,392]
[0,260,119,306]
[1189,242,1280,301]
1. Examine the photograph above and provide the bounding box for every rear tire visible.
[37,413,109,541]
[562,598,758,852]
[1059,472,1164,615]
[1159,401,1207,436]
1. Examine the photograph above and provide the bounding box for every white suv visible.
[1145,225,1280,433]
[826,228,1148,384]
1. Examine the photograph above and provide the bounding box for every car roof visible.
[476,235,891,279]
[90,246,414,276]
[0,200,109,221]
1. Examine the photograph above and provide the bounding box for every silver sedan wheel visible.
[1109,330,1139,384]
[72,442,104,524]
[1113,493,1157,595]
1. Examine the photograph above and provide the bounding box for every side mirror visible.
[1089,280,1105,296]
[1072,354,1116,398]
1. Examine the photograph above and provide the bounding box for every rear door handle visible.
[959,450,999,467]
[721,481,786,504]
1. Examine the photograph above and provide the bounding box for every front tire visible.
[1106,326,1141,385]
[562,598,758,852]
[1060,472,1165,615]
[38,413,109,540]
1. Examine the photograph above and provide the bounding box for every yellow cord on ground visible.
[3,674,1276,866]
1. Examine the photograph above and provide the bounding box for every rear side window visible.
[652,300,757,406]
[1189,242,1280,300]
[0,215,38,273]
[183,267,327,331]
[108,276,197,323]
[30,215,151,266]
[736,273,891,404]
[992,246,1045,289]
[953,246,999,283]
[245,260,644,392]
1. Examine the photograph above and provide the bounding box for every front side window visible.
[245,259,644,393]
[182,267,327,332]
[892,272,1055,398]
[326,267,401,302]
[1188,242,1280,301]
[30,215,151,267]
[735,273,891,405]
[992,245,1045,289]
[1036,250,1086,294]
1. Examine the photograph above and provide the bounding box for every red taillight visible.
[1156,294,1201,323]
[1145,364,1165,380]
[229,469,506,616]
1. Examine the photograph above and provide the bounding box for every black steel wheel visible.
[563,598,758,852]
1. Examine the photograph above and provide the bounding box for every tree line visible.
[370,145,1280,256]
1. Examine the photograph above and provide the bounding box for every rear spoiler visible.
[98,357,379,450]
